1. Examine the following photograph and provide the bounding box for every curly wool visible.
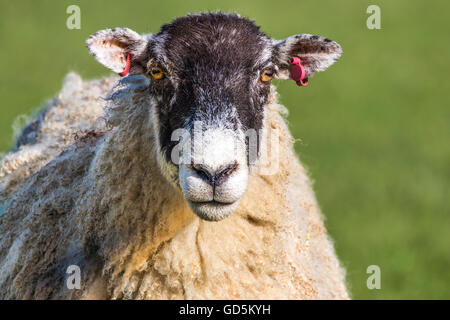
[0,73,349,299]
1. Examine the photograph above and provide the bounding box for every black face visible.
[146,13,276,165]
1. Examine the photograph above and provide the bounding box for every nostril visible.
[191,162,238,186]
[215,161,238,185]
[191,164,214,184]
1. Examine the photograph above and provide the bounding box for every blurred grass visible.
[0,0,449,299]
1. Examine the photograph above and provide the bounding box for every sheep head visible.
[86,13,342,221]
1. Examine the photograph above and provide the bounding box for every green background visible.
[0,0,449,299]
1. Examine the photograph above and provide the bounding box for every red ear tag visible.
[119,53,132,77]
[289,56,308,86]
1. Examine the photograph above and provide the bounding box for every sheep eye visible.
[149,67,164,80]
[261,70,274,82]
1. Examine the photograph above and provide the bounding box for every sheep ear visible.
[274,34,342,79]
[86,28,149,75]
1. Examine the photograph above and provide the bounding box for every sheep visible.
[0,13,348,299]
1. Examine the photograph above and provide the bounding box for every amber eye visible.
[149,67,164,80]
[261,70,274,82]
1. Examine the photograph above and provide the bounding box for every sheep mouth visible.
[192,200,235,205]
[187,199,241,222]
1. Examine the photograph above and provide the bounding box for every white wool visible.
[0,73,348,299]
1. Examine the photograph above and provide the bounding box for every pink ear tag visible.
[289,56,308,86]
[119,53,132,77]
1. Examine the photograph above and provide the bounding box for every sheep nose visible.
[192,162,238,186]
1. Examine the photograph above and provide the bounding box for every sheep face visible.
[87,13,342,221]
